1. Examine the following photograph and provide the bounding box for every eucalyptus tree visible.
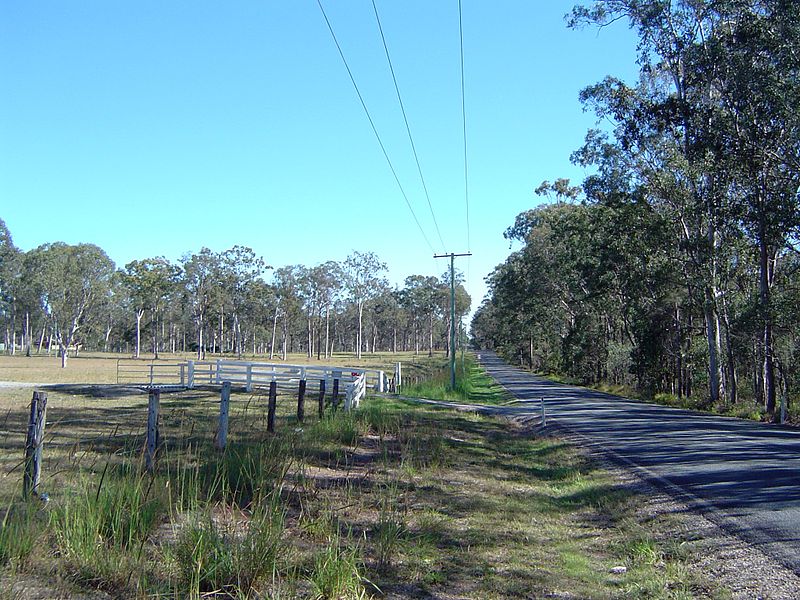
[23,243,115,367]
[304,261,341,359]
[570,0,800,411]
[271,265,304,359]
[0,220,20,353]
[401,274,441,356]
[570,1,737,405]
[220,246,269,357]
[123,257,181,358]
[342,251,388,359]
[182,248,224,360]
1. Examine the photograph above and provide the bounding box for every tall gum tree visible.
[24,243,115,368]
[343,251,387,359]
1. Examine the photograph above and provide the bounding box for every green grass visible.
[401,353,511,405]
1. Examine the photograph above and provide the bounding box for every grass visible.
[401,353,512,405]
[0,352,727,598]
[0,350,441,385]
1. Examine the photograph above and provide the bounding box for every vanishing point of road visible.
[478,351,800,575]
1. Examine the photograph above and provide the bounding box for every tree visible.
[570,0,800,411]
[219,246,269,357]
[182,248,223,360]
[122,257,180,359]
[342,251,388,359]
[24,243,115,367]
[0,219,21,354]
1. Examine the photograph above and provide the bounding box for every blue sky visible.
[1,1,639,316]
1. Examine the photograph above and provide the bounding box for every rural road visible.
[477,351,800,575]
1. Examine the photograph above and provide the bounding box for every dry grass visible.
[0,350,439,385]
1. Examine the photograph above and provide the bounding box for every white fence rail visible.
[116,359,392,410]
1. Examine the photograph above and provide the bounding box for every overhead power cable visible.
[458,0,471,252]
[371,0,447,253]
[316,0,436,254]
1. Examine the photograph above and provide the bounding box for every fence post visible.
[215,359,222,384]
[246,364,253,392]
[267,380,277,433]
[187,360,195,389]
[180,363,185,386]
[318,379,326,418]
[377,370,385,393]
[344,384,353,412]
[297,377,307,424]
[149,364,154,386]
[540,397,546,427]
[395,362,402,391]
[145,389,161,472]
[332,377,340,411]
[216,382,231,450]
[23,391,48,498]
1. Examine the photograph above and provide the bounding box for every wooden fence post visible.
[145,388,161,472]
[332,378,340,411]
[187,360,195,389]
[297,379,307,423]
[377,370,385,393]
[23,391,47,498]
[318,379,326,418]
[216,381,231,450]
[267,381,277,433]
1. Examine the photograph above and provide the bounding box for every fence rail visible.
[116,358,398,409]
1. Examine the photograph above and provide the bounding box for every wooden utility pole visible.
[434,252,471,390]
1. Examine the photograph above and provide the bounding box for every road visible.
[477,351,800,575]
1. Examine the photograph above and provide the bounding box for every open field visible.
[0,351,442,387]
[0,355,727,598]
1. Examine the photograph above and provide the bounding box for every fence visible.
[117,359,396,409]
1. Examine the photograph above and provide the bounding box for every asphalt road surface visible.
[477,351,800,575]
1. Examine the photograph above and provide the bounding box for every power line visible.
[371,0,447,253]
[316,0,436,254]
[458,0,471,252]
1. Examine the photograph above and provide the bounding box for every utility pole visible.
[434,252,472,389]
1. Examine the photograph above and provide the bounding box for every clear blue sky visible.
[0,1,638,316]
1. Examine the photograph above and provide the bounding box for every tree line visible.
[0,219,470,367]
[471,0,800,418]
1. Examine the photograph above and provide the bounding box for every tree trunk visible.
[428,313,434,357]
[270,302,280,360]
[703,288,725,407]
[357,302,364,359]
[760,237,776,415]
[24,312,31,357]
[325,305,331,359]
[135,309,144,359]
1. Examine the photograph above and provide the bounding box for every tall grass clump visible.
[201,438,291,507]
[0,502,44,569]
[172,497,285,598]
[49,466,166,587]
[306,412,366,448]
[309,534,367,600]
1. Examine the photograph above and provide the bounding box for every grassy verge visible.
[401,353,512,405]
[0,384,724,598]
